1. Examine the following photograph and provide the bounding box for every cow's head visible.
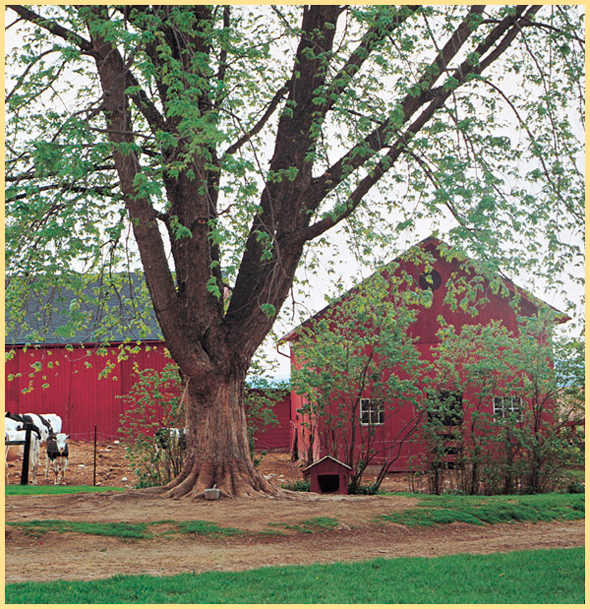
[55,433,69,454]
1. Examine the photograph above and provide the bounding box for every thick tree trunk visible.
[164,369,276,499]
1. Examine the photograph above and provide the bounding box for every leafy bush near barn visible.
[291,268,431,494]
[412,317,585,495]
[119,363,186,488]
[279,479,310,492]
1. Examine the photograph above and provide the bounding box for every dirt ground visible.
[6,440,140,489]
[6,439,418,492]
[5,442,586,584]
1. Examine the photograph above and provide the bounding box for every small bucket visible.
[204,487,220,501]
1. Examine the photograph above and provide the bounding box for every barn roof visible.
[5,273,163,346]
[280,236,568,344]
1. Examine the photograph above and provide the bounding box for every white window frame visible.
[360,398,384,426]
[493,396,522,420]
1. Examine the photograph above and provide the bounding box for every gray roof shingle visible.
[5,274,163,346]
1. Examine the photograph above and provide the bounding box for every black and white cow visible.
[155,427,188,453]
[5,416,42,484]
[38,413,63,435]
[46,432,69,485]
[5,414,24,435]
[6,412,56,443]
[5,412,64,484]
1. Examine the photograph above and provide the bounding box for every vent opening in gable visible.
[419,269,442,291]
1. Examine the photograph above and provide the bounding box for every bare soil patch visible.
[6,440,138,489]
[5,443,585,584]
[6,440,417,492]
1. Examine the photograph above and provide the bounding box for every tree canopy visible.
[6,6,584,337]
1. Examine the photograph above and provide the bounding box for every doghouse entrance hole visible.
[317,474,340,493]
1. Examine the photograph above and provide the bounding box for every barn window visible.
[493,396,522,420]
[428,391,464,426]
[419,269,442,291]
[360,398,384,426]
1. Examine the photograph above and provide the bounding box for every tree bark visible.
[164,366,275,499]
[84,20,275,499]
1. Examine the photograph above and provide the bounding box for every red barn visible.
[283,237,567,472]
[5,340,171,441]
[5,277,169,440]
[5,277,291,448]
[248,389,292,452]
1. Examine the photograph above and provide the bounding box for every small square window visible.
[360,398,384,426]
[493,396,522,420]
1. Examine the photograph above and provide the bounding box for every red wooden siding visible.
[5,342,171,441]
[252,392,292,451]
[5,342,292,449]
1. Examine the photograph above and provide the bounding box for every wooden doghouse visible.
[302,455,351,495]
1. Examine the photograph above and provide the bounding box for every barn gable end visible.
[284,237,568,470]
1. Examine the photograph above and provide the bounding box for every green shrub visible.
[566,481,585,494]
[280,479,310,492]
[415,320,585,496]
[118,363,185,488]
[349,481,380,495]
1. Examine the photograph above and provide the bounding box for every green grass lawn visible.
[6,492,584,541]
[6,519,245,540]
[5,485,125,496]
[5,491,584,603]
[5,547,584,604]
[377,492,585,527]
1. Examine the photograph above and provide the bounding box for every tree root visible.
[163,457,277,500]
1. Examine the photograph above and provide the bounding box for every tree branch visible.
[6,182,116,203]
[296,6,539,244]
[320,6,421,117]
[6,164,115,184]
[7,5,95,55]
[214,6,231,108]
[222,84,290,158]
[508,15,585,45]
[124,67,167,134]
[5,49,59,104]
[306,5,488,212]
[226,5,343,350]
[482,77,583,223]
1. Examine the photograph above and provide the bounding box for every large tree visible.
[5,5,584,497]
